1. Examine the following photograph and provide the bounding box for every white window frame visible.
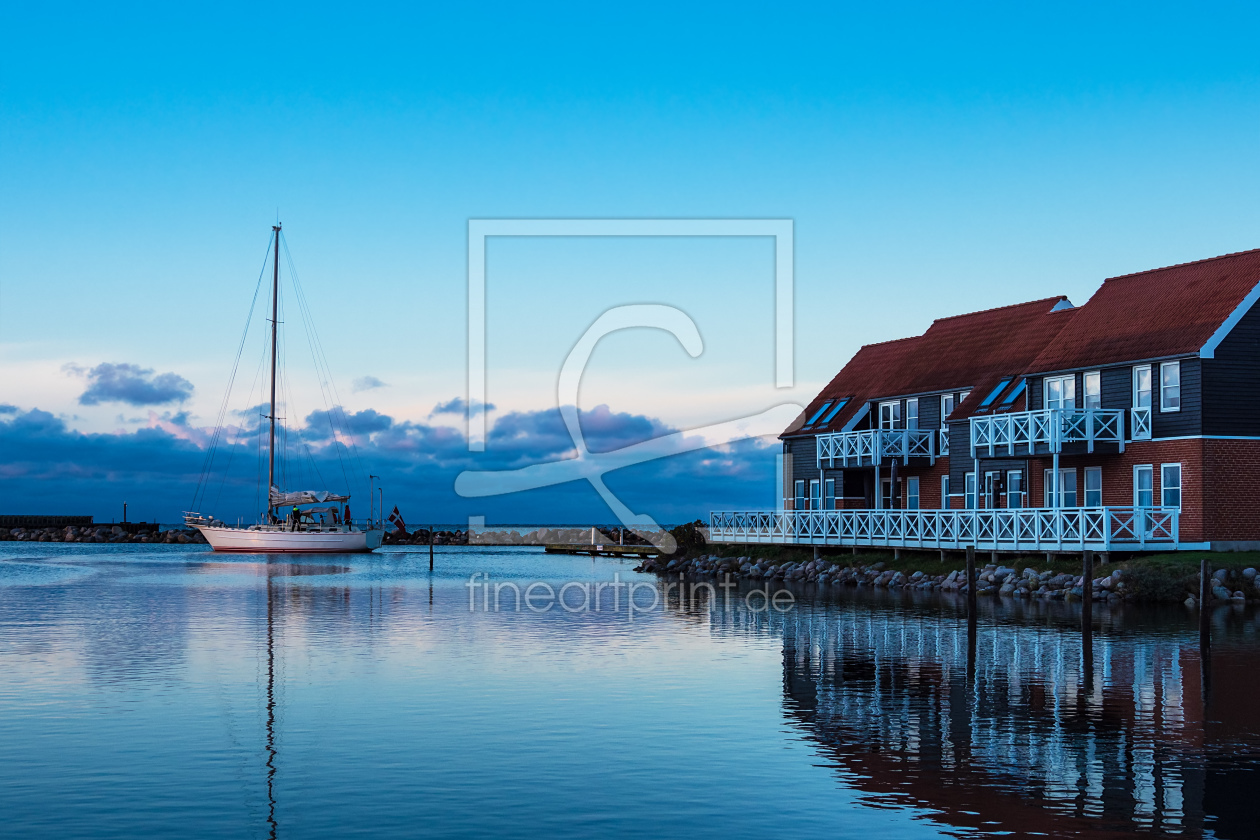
[1084,466,1102,508]
[1133,465,1153,508]
[1160,361,1181,412]
[1161,463,1182,509]
[809,479,820,511]
[964,472,976,510]
[940,394,955,428]
[983,471,999,509]
[794,479,805,511]
[941,474,951,509]
[879,400,901,430]
[824,478,835,510]
[1133,365,1152,408]
[906,476,920,510]
[1044,375,1076,411]
[1043,468,1078,507]
[1006,470,1023,509]
[906,397,918,430]
[1084,371,1101,410]
[880,477,895,509]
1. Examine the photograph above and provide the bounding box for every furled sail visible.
[269,487,350,507]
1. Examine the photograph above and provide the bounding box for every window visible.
[1084,467,1102,507]
[980,378,1012,407]
[881,478,895,509]
[1160,362,1181,411]
[805,401,832,426]
[1133,465,1153,508]
[1000,378,1027,406]
[906,398,918,429]
[1007,471,1023,508]
[906,477,920,510]
[824,479,835,510]
[983,471,998,509]
[1045,375,1076,410]
[941,394,955,427]
[959,390,970,404]
[820,399,848,425]
[941,475,951,509]
[794,480,805,511]
[1162,464,1182,509]
[809,480,821,511]
[965,473,976,510]
[1133,365,1152,408]
[879,401,902,430]
[1084,371,1101,410]
[1043,468,1078,507]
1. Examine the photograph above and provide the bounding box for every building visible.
[711,248,1260,552]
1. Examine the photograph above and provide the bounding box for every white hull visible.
[193,525,383,553]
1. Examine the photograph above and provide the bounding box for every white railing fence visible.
[817,428,937,467]
[1131,406,1152,440]
[709,507,1179,551]
[970,408,1126,457]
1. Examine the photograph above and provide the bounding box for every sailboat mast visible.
[268,224,281,517]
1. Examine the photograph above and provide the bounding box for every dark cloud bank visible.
[0,402,776,525]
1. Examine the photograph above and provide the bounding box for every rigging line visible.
[210,327,271,516]
[280,235,360,493]
[191,234,273,512]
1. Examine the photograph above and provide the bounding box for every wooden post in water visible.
[429,524,434,572]
[1082,549,1094,693]
[1199,555,1212,645]
[965,545,976,620]
[1082,549,1093,625]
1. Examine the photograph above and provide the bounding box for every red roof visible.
[785,297,1073,437]
[1027,248,1260,373]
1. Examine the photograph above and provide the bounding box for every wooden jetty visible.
[544,543,663,558]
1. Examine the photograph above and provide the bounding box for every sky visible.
[4,2,1260,525]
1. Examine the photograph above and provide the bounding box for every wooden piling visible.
[965,545,976,620]
[1199,556,1212,646]
[429,524,434,572]
[1082,549,1093,624]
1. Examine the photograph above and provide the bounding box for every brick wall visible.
[1203,439,1260,542]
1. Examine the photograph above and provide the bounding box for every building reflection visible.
[762,598,1260,838]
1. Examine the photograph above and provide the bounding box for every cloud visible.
[0,399,778,524]
[431,397,495,416]
[352,376,388,392]
[70,363,194,406]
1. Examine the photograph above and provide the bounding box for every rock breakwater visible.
[3,525,208,544]
[634,553,1260,605]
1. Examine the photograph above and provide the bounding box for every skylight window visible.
[1000,379,1027,406]
[805,401,833,425]
[979,378,1012,408]
[820,399,848,424]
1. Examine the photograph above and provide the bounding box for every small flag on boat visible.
[388,506,408,534]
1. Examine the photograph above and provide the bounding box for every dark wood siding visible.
[915,395,939,431]
[948,422,972,492]
[1203,298,1260,436]
[784,436,817,505]
[1151,357,1201,438]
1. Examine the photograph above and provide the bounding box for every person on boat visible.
[344,504,351,524]
[291,504,300,532]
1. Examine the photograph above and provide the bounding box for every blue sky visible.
[4,2,1260,524]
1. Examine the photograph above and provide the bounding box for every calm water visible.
[1,545,1257,839]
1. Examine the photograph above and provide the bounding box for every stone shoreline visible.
[634,553,1260,606]
[3,525,208,544]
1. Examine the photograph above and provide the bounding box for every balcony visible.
[709,507,1181,552]
[816,428,938,468]
[970,408,1125,458]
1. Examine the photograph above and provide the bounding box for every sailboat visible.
[184,224,384,553]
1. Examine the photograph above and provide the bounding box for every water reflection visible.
[754,592,1260,838]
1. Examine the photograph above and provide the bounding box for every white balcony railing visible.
[1131,406,1152,440]
[939,428,949,457]
[709,507,1179,551]
[817,428,938,468]
[970,408,1126,457]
